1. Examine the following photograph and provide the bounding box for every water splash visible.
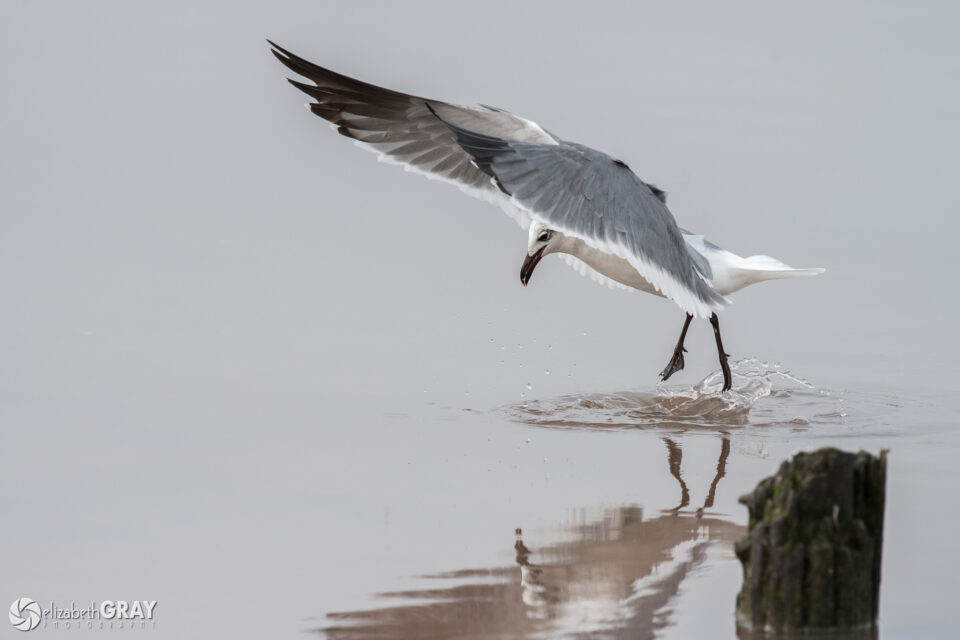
[504,358,857,431]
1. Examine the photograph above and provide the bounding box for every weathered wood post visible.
[734,448,887,634]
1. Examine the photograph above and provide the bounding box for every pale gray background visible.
[2,1,958,638]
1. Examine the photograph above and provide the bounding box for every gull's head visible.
[521,221,558,286]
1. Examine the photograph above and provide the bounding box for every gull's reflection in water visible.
[664,435,730,516]
[320,436,743,639]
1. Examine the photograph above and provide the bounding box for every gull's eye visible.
[537,232,549,242]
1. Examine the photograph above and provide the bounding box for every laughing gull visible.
[269,42,824,392]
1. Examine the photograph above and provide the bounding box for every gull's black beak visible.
[520,247,545,286]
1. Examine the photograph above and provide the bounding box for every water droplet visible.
[547,344,553,350]
[489,337,494,342]
[515,343,524,350]
[525,383,532,391]
[582,331,588,337]
[544,369,551,376]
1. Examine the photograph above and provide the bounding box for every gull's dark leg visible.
[659,313,693,382]
[709,313,733,392]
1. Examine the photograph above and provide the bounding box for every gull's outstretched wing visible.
[268,41,558,228]
[443,124,730,317]
[269,42,728,314]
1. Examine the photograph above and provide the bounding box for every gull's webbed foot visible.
[659,347,686,382]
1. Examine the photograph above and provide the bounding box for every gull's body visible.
[548,225,824,298]
[269,42,824,390]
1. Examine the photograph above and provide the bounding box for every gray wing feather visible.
[269,41,557,226]
[446,125,729,317]
[679,229,713,279]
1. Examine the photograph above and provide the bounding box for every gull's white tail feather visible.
[682,233,824,296]
[741,254,812,271]
[726,255,824,290]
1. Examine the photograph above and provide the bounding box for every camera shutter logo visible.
[9,598,41,632]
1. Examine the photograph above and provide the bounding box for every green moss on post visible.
[735,448,887,634]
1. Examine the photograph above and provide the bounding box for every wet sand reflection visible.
[319,437,743,639]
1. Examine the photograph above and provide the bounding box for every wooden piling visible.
[735,448,887,634]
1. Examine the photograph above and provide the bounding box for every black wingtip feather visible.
[267,40,296,61]
[267,41,414,109]
[286,78,333,103]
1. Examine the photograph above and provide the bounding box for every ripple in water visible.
[504,358,901,432]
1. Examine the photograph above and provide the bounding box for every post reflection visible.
[318,434,744,639]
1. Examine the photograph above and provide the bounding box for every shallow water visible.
[509,358,845,430]
[507,359,915,440]
[314,363,933,639]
